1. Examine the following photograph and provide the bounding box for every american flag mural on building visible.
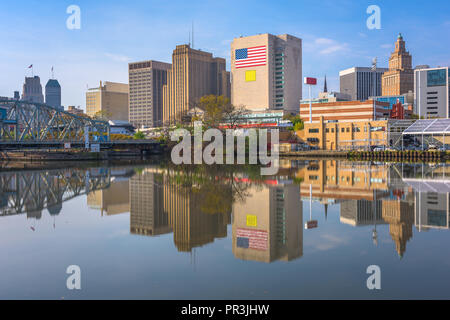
[235,45,267,69]
[236,228,268,251]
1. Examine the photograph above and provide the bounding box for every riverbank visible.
[280,150,348,158]
[0,149,163,162]
[348,150,448,162]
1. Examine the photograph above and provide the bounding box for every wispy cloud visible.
[307,37,350,55]
[313,234,349,251]
[105,53,131,63]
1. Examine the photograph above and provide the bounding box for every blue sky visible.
[0,0,449,109]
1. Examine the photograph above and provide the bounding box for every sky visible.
[0,0,449,109]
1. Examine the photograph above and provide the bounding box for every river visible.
[0,159,449,299]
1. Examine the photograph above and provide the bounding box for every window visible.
[309,129,319,133]
[341,128,345,133]
[326,128,329,133]
[346,128,350,132]
[331,128,335,133]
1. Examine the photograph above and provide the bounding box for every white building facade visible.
[414,67,450,118]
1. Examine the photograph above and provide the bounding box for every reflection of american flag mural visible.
[235,46,267,69]
[236,228,268,251]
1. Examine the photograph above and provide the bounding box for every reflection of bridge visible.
[0,168,111,217]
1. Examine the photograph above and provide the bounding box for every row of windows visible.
[319,126,382,133]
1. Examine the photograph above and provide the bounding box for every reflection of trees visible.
[159,163,265,215]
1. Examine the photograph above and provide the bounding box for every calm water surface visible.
[1,159,450,299]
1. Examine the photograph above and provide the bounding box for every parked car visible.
[372,146,386,152]
[428,144,438,151]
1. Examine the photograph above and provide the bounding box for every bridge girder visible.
[0,100,110,143]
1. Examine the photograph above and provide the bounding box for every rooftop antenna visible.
[51,66,54,79]
[192,21,194,49]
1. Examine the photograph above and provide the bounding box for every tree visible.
[284,114,304,131]
[93,110,111,121]
[133,131,146,140]
[197,95,247,129]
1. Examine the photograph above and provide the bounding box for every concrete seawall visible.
[280,150,349,158]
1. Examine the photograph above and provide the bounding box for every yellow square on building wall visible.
[246,215,257,227]
[245,70,256,82]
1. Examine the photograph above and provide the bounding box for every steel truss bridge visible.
[0,99,109,144]
[0,168,111,217]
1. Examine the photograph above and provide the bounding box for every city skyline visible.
[1,1,449,109]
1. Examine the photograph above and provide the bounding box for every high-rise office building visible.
[340,199,386,227]
[162,44,231,125]
[128,60,171,129]
[163,173,231,252]
[339,67,388,101]
[87,178,130,216]
[130,171,171,236]
[22,76,44,103]
[381,34,414,96]
[414,66,449,118]
[382,199,414,257]
[232,184,303,263]
[86,81,129,121]
[45,79,62,110]
[231,33,302,113]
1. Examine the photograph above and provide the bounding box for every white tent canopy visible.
[403,119,450,135]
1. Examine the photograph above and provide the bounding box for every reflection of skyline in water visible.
[1,160,450,260]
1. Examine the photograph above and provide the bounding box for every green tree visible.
[93,110,111,121]
[197,95,247,129]
[284,114,304,131]
[133,131,146,140]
